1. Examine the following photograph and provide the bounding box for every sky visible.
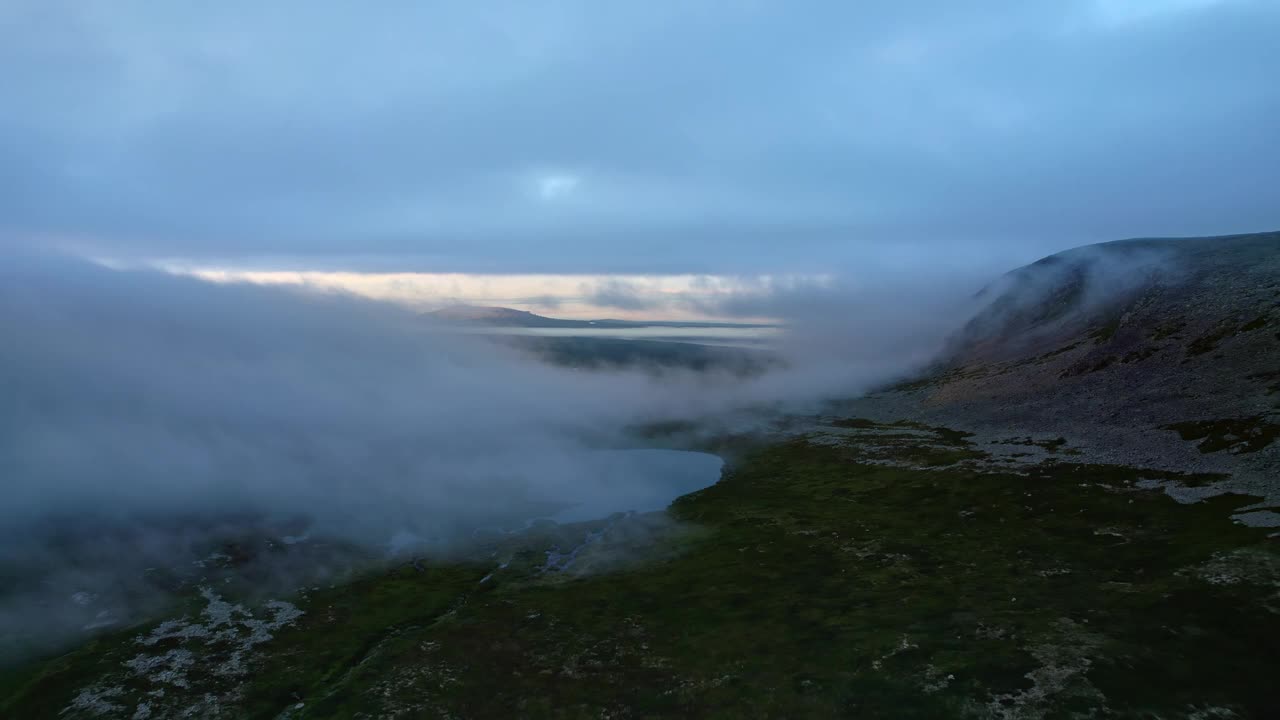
[2,0,1278,315]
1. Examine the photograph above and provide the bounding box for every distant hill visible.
[425,305,584,327]
[423,305,772,329]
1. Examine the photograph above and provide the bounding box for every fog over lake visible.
[547,449,724,523]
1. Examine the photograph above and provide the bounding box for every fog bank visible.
[0,252,982,660]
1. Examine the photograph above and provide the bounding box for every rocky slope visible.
[835,230,1280,524]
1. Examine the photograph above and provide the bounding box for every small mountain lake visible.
[547,448,724,523]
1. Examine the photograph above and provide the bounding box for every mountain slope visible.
[847,230,1280,512]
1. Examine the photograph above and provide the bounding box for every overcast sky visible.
[2,0,1277,279]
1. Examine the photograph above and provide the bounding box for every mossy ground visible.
[1186,313,1274,358]
[4,429,1279,718]
[1165,416,1280,455]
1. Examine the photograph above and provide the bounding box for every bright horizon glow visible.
[137,262,815,323]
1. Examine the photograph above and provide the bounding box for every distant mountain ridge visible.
[423,305,772,329]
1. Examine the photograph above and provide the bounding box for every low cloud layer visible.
[0,252,981,660]
[4,256,656,539]
[2,254,976,535]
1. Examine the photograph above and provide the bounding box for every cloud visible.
[0,253,668,658]
[0,250,982,660]
[1,256,702,538]
[1088,0,1235,27]
[1,1,1276,271]
[684,268,991,395]
[583,278,667,312]
[534,171,582,200]
[526,294,564,311]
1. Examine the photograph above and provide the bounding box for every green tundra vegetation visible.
[4,419,1277,718]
